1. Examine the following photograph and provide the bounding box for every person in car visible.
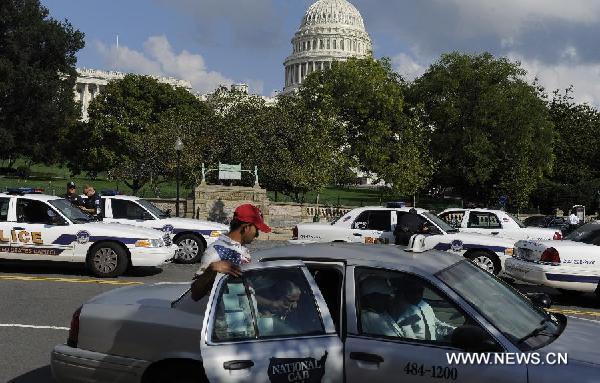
[359,277,403,337]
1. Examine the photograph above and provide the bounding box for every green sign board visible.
[219,163,242,180]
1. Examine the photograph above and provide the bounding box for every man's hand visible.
[209,260,242,277]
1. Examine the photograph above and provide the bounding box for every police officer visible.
[394,208,424,246]
[65,181,83,206]
[81,185,103,219]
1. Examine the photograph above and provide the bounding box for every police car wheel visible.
[174,234,205,264]
[466,251,499,275]
[87,243,128,278]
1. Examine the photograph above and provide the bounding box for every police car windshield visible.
[438,261,561,351]
[48,199,93,223]
[564,223,600,244]
[421,211,456,233]
[137,199,168,219]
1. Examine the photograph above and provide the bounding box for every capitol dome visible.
[283,0,372,93]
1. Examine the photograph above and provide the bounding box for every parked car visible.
[523,216,570,234]
[505,222,600,294]
[52,244,600,382]
[438,209,562,240]
[98,194,229,264]
[0,189,176,277]
[292,206,516,274]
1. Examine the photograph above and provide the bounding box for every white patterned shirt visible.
[195,235,251,276]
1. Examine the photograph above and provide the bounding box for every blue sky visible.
[43,0,600,104]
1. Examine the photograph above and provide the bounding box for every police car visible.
[292,207,516,274]
[0,188,177,277]
[98,193,229,264]
[438,209,562,240]
[505,222,600,295]
[51,244,600,382]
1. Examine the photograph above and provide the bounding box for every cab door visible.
[200,261,343,382]
[345,266,527,383]
[10,198,75,261]
[0,197,13,258]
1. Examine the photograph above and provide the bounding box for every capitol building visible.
[74,0,372,118]
[283,0,372,93]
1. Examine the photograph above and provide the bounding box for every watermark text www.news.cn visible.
[446,353,568,366]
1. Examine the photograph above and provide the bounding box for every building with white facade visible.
[75,68,192,120]
[283,0,372,93]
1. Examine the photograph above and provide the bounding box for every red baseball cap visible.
[234,204,272,233]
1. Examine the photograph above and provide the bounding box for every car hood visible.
[540,316,600,366]
[88,282,191,308]
[80,222,165,239]
[156,217,229,232]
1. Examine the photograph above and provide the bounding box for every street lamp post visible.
[174,137,184,217]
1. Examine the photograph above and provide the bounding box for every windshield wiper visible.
[517,318,555,345]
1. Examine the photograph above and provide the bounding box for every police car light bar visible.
[6,187,45,195]
[100,190,122,196]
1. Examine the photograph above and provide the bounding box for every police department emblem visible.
[76,231,90,244]
[162,224,174,234]
[450,239,463,252]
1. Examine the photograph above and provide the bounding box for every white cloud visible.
[392,53,427,80]
[96,35,236,93]
[510,52,600,105]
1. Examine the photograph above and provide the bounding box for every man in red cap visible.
[191,204,271,299]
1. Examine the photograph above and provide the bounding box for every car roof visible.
[0,193,62,202]
[101,195,139,200]
[350,206,431,214]
[441,208,507,214]
[254,243,462,275]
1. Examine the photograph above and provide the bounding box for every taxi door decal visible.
[268,351,328,383]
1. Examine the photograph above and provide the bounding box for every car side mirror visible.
[164,208,172,218]
[451,325,500,352]
[526,293,552,309]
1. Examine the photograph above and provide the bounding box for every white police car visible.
[438,209,562,240]
[292,206,516,274]
[52,244,600,383]
[0,188,177,277]
[99,193,229,264]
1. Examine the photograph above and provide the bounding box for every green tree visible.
[299,57,433,197]
[0,0,84,165]
[409,52,555,207]
[68,75,212,195]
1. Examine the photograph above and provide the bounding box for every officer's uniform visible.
[84,191,103,218]
[65,191,83,206]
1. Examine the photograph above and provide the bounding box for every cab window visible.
[111,199,152,220]
[355,268,494,349]
[0,198,9,221]
[353,210,391,231]
[16,199,55,224]
[467,212,501,229]
[211,268,325,342]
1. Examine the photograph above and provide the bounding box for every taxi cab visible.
[51,244,600,382]
[98,193,229,264]
[0,188,177,277]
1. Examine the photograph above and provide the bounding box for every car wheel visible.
[86,242,128,278]
[174,234,205,264]
[465,251,500,275]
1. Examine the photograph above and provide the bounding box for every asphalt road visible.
[1,241,599,382]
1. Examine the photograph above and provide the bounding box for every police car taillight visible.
[67,306,82,348]
[553,232,563,240]
[6,187,44,195]
[540,247,560,264]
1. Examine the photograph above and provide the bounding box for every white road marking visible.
[0,323,69,330]
[567,316,600,325]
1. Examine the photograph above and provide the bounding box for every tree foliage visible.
[299,57,433,197]
[0,0,84,164]
[409,52,555,207]
[68,75,213,195]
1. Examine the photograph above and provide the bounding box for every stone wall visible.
[268,202,353,228]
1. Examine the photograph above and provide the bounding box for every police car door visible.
[0,196,13,257]
[104,198,155,228]
[351,210,393,244]
[11,198,74,261]
[345,266,527,383]
[201,261,343,383]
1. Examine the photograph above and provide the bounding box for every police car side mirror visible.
[451,325,500,353]
[164,209,172,218]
